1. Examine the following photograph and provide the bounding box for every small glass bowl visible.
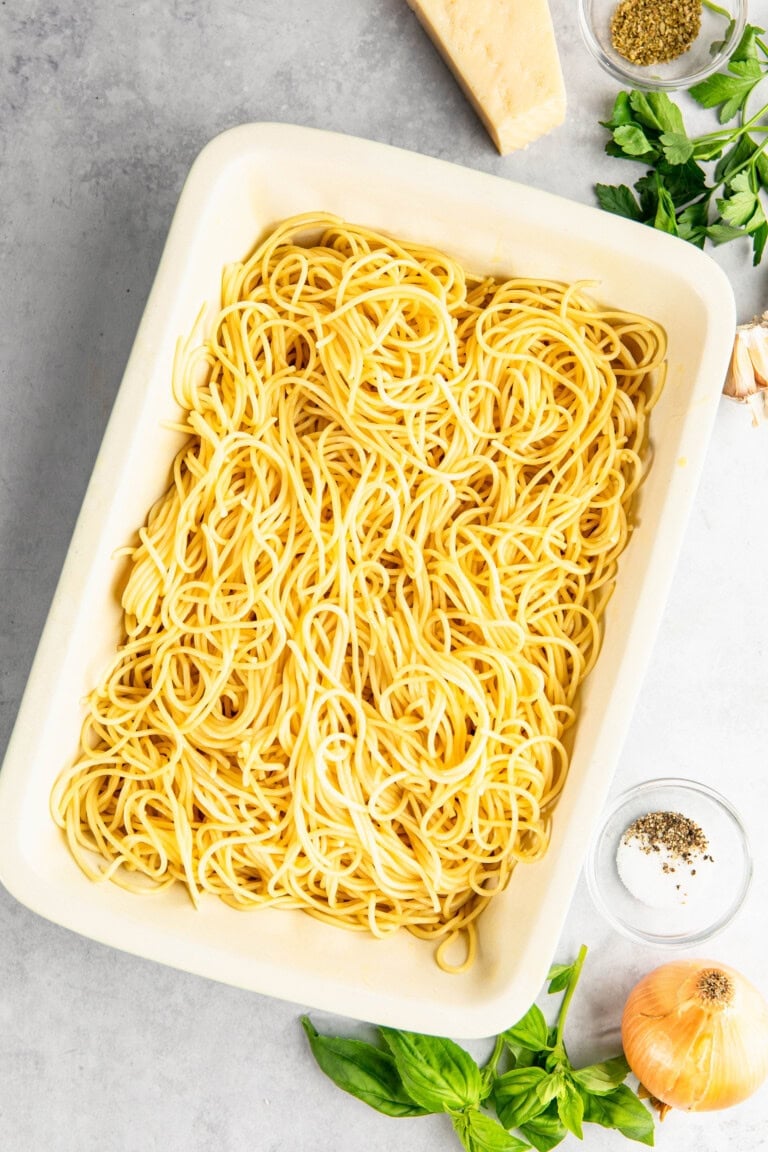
[578,0,748,91]
[585,778,752,947]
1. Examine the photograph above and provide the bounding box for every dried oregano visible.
[611,0,702,66]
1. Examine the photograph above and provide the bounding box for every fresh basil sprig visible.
[300,1017,429,1117]
[595,24,768,265]
[301,945,654,1152]
[380,1027,484,1113]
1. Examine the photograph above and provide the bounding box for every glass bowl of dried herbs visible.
[579,0,747,91]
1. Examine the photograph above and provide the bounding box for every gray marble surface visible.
[2,2,768,1149]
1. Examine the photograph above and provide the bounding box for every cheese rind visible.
[407,0,567,155]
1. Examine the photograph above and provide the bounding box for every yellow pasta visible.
[51,212,665,971]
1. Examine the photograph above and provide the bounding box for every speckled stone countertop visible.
[1,3,767,1150]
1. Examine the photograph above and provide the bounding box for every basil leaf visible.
[380,1027,482,1113]
[518,1102,567,1152]
[453,1109,532,1152]
[502,1004,551,1053]
[571,1054,629,1095]
[301,1018,428,1118]
[545,963,574,994]
[555,1077,584,1140]
[494,1067,558,1129]
[582,1084,655,1145]
[505,1043,538,1070]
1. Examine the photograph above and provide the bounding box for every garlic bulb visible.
[724,314,768,425]
[622,960,768,1113]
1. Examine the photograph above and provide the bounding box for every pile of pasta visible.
[52,213,665,970]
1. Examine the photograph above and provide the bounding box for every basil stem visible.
[553,943,588,1056]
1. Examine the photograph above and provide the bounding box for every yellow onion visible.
[621,960,768,1112]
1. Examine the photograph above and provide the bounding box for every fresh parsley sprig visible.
[595,24,768,265]
[301,945,654,1152]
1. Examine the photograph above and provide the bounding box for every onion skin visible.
[622,960,768,1112]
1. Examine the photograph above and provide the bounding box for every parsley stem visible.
[728,135,768,186]
[554,943,588,1054]
[735,102,768,136]
[694,100,768,146]
[701,0,730,18]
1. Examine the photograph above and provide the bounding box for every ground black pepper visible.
[611,0,702,67]
[621,810,710,873]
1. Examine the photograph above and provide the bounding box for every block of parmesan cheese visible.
[406,0,567,155]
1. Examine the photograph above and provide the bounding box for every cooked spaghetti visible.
[51,212,666,971]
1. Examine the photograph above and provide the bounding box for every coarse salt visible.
[616,810,717,909]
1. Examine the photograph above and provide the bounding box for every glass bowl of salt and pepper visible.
[585,778,752,946]
[578,0,747,91]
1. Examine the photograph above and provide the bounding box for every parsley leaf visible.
[717,170,758,225]
[676,201,710,248]
[706,221,749,244]
[613,124,657,157]
[629,90,685,134]
[660,131,694,165]
[600,90,636,130]
[752,221,768,264]
[594,22,768,268]
[689,59,762,123]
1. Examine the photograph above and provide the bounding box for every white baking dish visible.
[0,124,735,1037]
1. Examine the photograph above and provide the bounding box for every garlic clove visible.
[723,329,759,400]
[746,319,768,388]
[746,390,768,427]
[723,321,768,424]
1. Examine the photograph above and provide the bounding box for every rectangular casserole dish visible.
[0,124,735,1037]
